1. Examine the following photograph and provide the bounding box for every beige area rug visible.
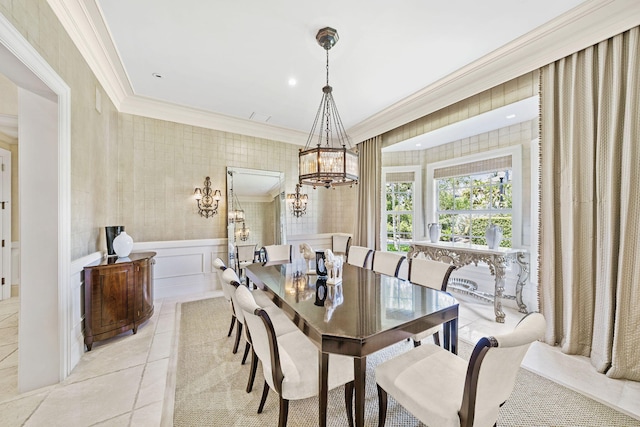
[165,297,640,426]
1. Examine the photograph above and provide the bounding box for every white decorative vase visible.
[428,223,441,243]
[113,231,134,257]
[485,224,503,249]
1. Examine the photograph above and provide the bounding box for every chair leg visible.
[227,315,236,337]
[278,397,289,427]
[258,381,269,413]
[233,323,243,354]
[246,349,258,393]
[242,342,251,365]
[432,331,440,346]
[377,384,388,427]
[345,381,355,427]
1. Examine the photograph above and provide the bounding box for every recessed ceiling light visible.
[288,78,297,86]
[416,143,422,147]
[506,114,516,119]
[152,73,163,78]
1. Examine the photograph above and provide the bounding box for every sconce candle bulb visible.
[194,176,222,218]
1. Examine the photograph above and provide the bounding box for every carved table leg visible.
[492,255,507,323]
[514,252,530,314]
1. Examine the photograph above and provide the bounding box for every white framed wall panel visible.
[133,238,227,299]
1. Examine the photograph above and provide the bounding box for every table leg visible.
[450,317,458,355]
[492,256,507,323]
[514,252,530,314]
[319,352,329,427]
[354,356,367,427]
[443,317,458,355]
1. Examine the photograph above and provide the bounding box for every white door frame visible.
[0,13,72,388]
[0,147,11,300]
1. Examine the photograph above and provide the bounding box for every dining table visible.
[245,259,459,427]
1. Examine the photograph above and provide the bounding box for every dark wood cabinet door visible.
[95,264,134,332]
[84,252,156,350]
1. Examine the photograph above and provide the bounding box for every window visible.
[436,169,512,247]
[384,167,421,252]
[426,147,522,248]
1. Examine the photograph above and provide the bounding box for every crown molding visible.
[348,0,640,143]
[50,0,639,146]
[119,95,309,145]
[47,0,131,107]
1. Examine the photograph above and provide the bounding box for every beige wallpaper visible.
[383,72,538,147]
[0,73,18,114]
[114,114,357,245]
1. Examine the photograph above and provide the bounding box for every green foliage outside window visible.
[436,170,513,247]
[386,182,413,252]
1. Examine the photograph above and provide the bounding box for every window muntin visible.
[436,170,512,247]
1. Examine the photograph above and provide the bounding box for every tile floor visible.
[0,291,639,426]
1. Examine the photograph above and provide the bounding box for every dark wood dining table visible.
[245,260,459,427]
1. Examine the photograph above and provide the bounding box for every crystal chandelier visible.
[287,183,308,217]
[298,27,358,189]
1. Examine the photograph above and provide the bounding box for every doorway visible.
[0,13,71,392]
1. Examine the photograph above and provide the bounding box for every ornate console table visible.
[408,241,529,323]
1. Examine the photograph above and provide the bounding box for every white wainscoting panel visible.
[133,239,228,299]
[69,251,102,370]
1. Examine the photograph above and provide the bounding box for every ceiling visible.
[49,0,639,147]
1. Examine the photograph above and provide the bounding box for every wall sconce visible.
[238,221,250,241]
[287,183,308,217]
[194,176,222,218]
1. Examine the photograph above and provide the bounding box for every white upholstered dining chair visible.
[346,245,373,269]
[221,268,250,357]
[332,234,352,256]
[222,268,278,356]
[408,257,456,346]
[213,258,236,337]
[235,284,356,427]
[371,251,408,280]
[264,244,292,263]
[222,268,298,392]
[236,243,256,280]
[375,312,546,427]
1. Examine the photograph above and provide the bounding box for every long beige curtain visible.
[355,135,382,250]
[540,26,640,380]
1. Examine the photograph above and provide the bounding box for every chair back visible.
[408,258,455,290]
[213,258,231,301]
[264,244,292,263]
[222,268,244,323]
[347,245,373,269]
[237,244,256,263]
[372,251,407,279]
[460,312,546,427]
[235,285,283,393]
[332,234,352,256]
